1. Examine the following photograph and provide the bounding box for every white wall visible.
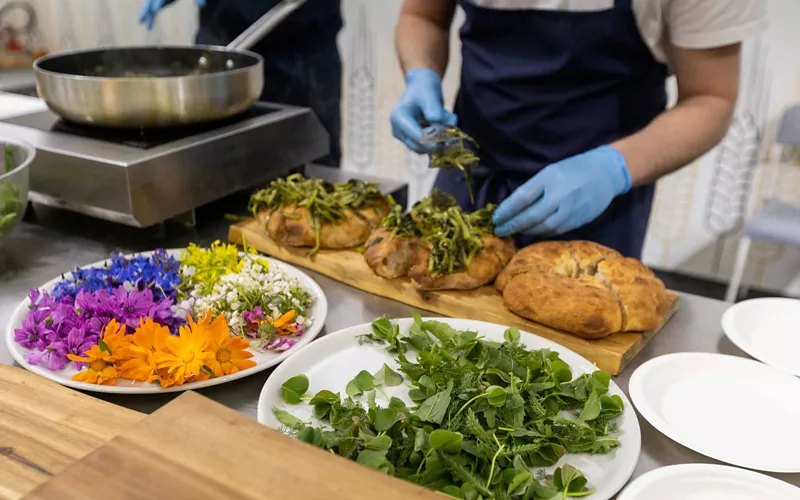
[12,0,800,295]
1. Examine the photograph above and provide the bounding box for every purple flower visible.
[25,346,67,371]
[51,327,95,369]
[13,318,50,350]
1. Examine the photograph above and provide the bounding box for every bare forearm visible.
[612,95,735,186]
[396,1,456,76]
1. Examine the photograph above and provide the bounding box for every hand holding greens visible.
[274,315,624,499]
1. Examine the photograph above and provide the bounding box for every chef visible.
[390,0,767,257]
[139,0,343,167]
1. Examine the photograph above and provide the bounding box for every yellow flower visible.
[67,319,130,386]
[68,345,119,386]
[206,330,256,377]
[118,317,169,383]
[153,313,215,386]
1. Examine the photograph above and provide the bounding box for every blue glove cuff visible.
[597,145,631,195]
[406,68,442,86]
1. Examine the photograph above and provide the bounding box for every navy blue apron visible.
[434,0,667,258]
[196,0,343,167]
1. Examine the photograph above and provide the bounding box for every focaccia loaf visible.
[500,241,668,339]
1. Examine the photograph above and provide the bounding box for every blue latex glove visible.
[390,69,457,154]
[493,146,631,237]
[139,0,205,31]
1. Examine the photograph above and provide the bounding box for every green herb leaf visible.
[374,407,401,432]
[578,390,602,421]
[503,328,521,345]
[281,374,309,404]
[414,383,453,425]
[486,385,507,407]
[272,407,304,429]
[309,389,339,405]
[373,363,403,387]
[429,429,463,454]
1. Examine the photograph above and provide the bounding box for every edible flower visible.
[117,317,169,383]
[153,313,216,386]
[67,319,129,386]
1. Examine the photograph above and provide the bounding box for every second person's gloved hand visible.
[390,68,457,154]
[493,146,632,237]
[139,0,206,31]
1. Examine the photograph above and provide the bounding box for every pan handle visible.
[226,0,309,51]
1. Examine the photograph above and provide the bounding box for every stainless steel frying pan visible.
[33,0,307,128]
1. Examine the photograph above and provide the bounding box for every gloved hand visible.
[139,0,206,31]
[493,146,631,237]
[390,68,457,154]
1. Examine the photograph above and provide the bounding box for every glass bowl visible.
[0,137,35,244]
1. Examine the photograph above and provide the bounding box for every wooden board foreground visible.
[28,392,439,500]
[229,219,679,375]
[0,365,144,499]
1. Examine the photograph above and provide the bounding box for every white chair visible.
[725,105,800,303]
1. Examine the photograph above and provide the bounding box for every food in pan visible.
[364,191,515,290]
[249,174,389,256]
[497,240,670,339]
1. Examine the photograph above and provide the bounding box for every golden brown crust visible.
[596,258,668,332]
[409,235,516,290]
[499,240,667,338]
[495,241,576,292]
[502,271,622,339]
[363,229,418,279]
[258,205,372,249]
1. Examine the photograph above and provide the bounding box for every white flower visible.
[182,265,196,277]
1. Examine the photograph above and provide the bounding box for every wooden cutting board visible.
[27,391,439,500]
[0,365,143,500]
[229,219,679,375]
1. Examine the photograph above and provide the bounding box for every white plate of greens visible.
[630,353,800,472]
[617,464,800,500]
[258,315,641,500]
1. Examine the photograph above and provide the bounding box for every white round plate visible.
[722,297,800,377]
[617,464,800,500]
[629,353,800,472]
[5,249,328,394]
[258,318,641,500]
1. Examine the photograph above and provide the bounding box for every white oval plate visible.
[629,353,800,472]
[617,464,800,500]
[5,249,328,394]
[722,298,800,377]
[258,318,641,500]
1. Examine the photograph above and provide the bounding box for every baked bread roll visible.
[500,241,668,339]
[409,235,516,290]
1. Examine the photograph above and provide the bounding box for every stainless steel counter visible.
[1,196,797,493]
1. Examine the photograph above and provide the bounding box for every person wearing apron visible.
[391,0,766,258]
[139,0,343,167]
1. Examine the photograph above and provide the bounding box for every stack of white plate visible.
[624,297,800,499]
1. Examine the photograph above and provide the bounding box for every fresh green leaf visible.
[272,407,304,429]
[486,385,507,407]
[298,427,324,447]
[507,471,531,495]
[503,328,521,345]
[373,363,403,387]
[551,359,573,383]
[374,407,401,432]
[357,449,391,472]
[97,339,110,353]
[578,390,602,421]
[309,389,339,405]
[429,429,463,454]
[354,370,375,392]
[414,383,453,425]
[408,388,429,404]
[281,374,309,404]
[345,379,361,396]
[364,434,393,451]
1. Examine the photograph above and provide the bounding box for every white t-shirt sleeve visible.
[667,0,768,49]
[633,0,768,63]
